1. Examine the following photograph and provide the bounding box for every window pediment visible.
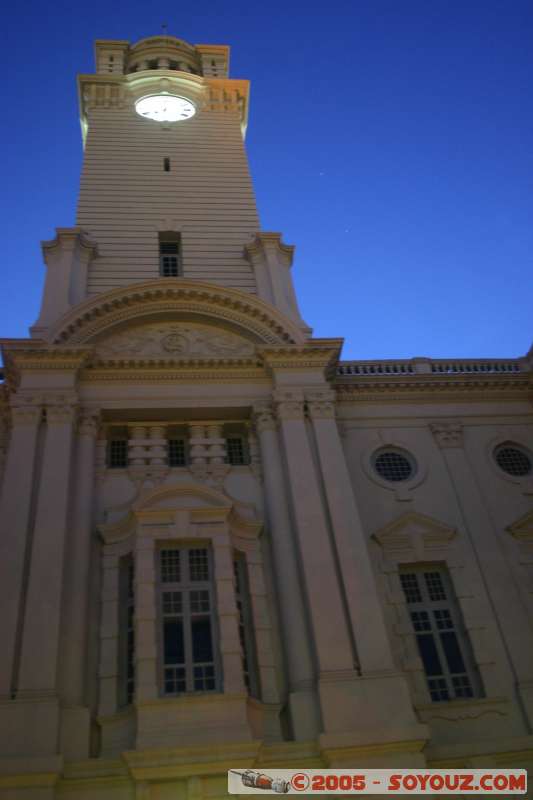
[372,511,457,560]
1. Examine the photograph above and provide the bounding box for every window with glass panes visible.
[159,239,181,277]
[159,546,218,695]
[168,438,187,467]
[399,565,482,702]
[226,435,249,466]
[233,555,258,697]
[108,438,128,468]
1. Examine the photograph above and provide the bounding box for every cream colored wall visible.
[77,106,259,295]
[338,398,533,751]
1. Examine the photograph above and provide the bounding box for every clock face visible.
[135,94,196,122]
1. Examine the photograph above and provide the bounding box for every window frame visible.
[156,545,221,697]
[225,434,250,466]
[159,233,182,278]
[399,564,483,703]
[107,437,128,469]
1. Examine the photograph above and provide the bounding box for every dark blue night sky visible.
[2,0,532,359]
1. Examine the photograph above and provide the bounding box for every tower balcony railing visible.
[336,357,529,378]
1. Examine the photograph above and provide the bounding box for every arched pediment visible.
[48,280,306,347]
[98,480,262,544]
[133,481,232,512]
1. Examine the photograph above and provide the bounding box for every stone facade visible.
[0,33,532,799]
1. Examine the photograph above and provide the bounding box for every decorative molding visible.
[259,340,342,378]
[95,322,254,359]
[306,389,336,420]
[372,511,457,560]
[252,404,277,433]
[10,405,42,426]
[430,422,464,449]
[273,390,305,421]
[335,374,531,402]
[48,280,305,347]
[46,401,78,426]
[78,409,101,437]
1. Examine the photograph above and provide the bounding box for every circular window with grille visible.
[494,443,532,477]
[372,448,416,483]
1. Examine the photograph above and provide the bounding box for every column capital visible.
[306,389,336,420]
[252,403,277,433]
[430,421,464,449]
[78,408,101,437]
[46,399,78,425]
[273,390,305,421]
[10,402,42,426]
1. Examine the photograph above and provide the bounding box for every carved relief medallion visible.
[96,322,255,358]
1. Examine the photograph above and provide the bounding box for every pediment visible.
[93,320,255,360]
[507,509,533,543]
[373,511,457,559]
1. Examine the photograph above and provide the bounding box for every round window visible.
[494,444,532,477]
[373,448,416,482]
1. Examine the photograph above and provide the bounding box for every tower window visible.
[158,546,218,695]
[169,60,179,70]
[148,59,159,69]
[399,565,482,702]
[164,157,170,172]
[159,233,182,277]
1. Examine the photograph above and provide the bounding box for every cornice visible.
[335,373,532,403]
[0,342,93,389]
[259,339,343,377]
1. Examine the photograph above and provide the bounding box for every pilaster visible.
[0,399,42,700]
[59,408,100,760]
[17,398,78,699]
[253,403,319,740]
[273,389,356,674]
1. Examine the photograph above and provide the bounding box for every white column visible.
[273,391,356,675]
[213,534,246,694]
[60,409,100,706]
[0,401,42,698]
[253,404,319,738]
[17,399,77,696]
[307,390,397,674]
[431,422,533,726]
[134,532,158,702]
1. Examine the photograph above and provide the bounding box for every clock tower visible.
[33,35,309,337]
